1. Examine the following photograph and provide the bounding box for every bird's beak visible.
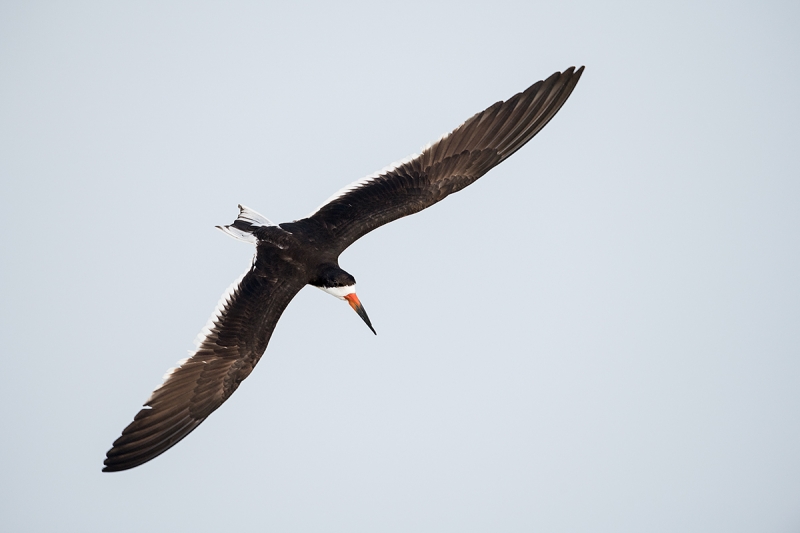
[344,293,376,335]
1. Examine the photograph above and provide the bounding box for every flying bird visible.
[103,66,584,472]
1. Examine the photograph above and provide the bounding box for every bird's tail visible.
[216,204,275,244]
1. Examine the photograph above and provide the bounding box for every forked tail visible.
[216,204,275,244]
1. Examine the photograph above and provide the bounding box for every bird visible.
[103,66,584,472]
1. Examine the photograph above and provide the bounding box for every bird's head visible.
[311,264,376,335]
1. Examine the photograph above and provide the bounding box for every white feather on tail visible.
[216,204,274,244]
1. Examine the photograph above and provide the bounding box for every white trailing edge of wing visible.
[144,262,253,405]
[307,116,472,218]
[308,152,420,217]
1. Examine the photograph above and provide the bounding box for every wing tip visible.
[564,65,585,86]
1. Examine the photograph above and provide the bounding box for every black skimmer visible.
[103,66,584,472]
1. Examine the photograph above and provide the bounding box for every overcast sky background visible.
[2,1,799,532]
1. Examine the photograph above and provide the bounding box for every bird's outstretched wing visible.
[307,67,583,253]
[103,246,304,472]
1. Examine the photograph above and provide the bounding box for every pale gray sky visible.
[2,1,799,531]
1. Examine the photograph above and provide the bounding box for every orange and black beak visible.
[344,293,376,335]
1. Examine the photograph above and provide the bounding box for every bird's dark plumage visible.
[103,244,306,472]
[103,66,584,472]
[307,67,583,253]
